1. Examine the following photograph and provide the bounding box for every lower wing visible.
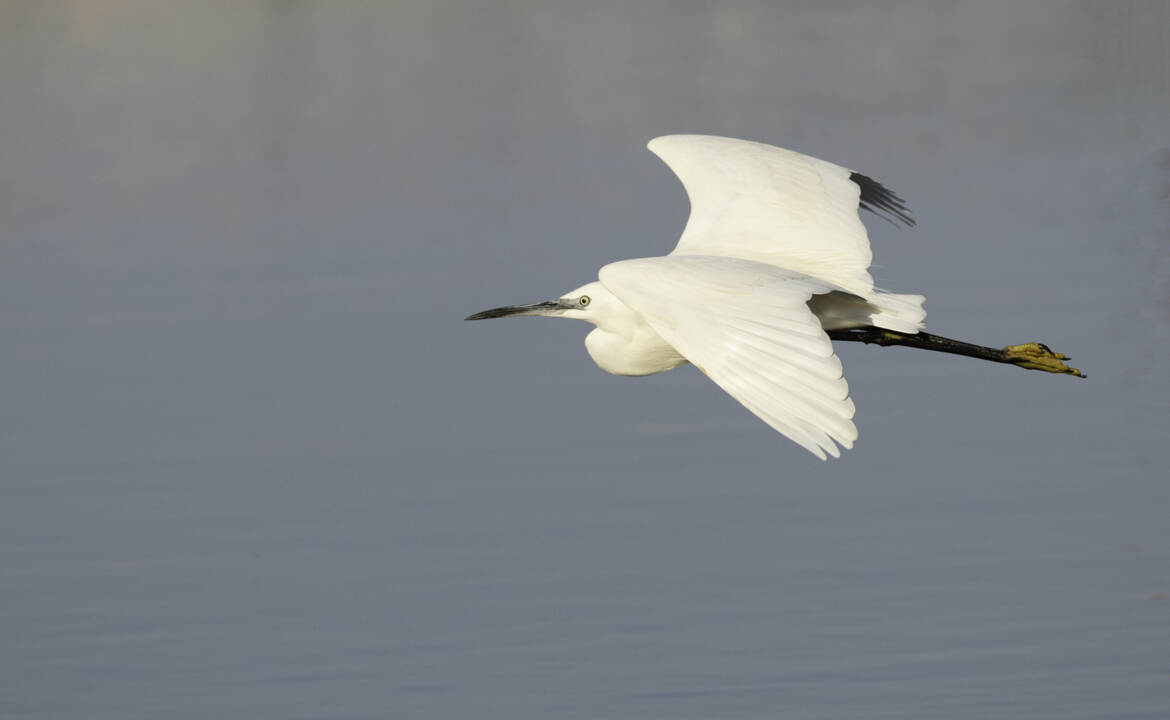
[600,255,857,459]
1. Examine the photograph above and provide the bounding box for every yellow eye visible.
[578,295,591,307]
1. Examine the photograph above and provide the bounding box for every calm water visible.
[2,2,1168,718]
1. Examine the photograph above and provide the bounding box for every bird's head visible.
[465,281,616,326]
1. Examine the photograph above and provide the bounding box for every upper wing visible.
[648,134,913,298]
[599,255,857,460]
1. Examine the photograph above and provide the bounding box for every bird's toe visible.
[1001,342,1085,378]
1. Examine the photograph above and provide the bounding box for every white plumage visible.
[648,135,879,296]
[468,134,929,459]
[600,255,858,457]
[648,135,926,334]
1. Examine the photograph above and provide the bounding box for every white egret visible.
[467,135,1083,459]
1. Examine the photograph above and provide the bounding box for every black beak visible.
[464,299,573,321]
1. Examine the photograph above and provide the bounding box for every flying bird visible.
[467,135,1083,459]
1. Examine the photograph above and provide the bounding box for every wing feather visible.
[648,134,909,297]
[600,255,857,460]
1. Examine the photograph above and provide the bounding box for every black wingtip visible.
[850,171,916,227]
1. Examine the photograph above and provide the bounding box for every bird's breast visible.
[585,326,687,377]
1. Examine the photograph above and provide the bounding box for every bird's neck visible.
[584,323,686,377]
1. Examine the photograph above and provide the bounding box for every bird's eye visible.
[578,295,591,307]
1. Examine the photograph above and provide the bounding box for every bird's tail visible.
[868,291,927,333]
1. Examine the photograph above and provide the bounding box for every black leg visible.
[827,327,1086,378]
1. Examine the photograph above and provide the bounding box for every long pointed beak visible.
[464,299,574,321]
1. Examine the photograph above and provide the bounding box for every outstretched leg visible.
[827,327,1086,378]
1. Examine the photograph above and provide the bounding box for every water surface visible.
[2,3,1168,718]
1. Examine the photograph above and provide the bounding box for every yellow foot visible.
[1001,342,1086,378]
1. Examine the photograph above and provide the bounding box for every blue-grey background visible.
[2,2,1168,718]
